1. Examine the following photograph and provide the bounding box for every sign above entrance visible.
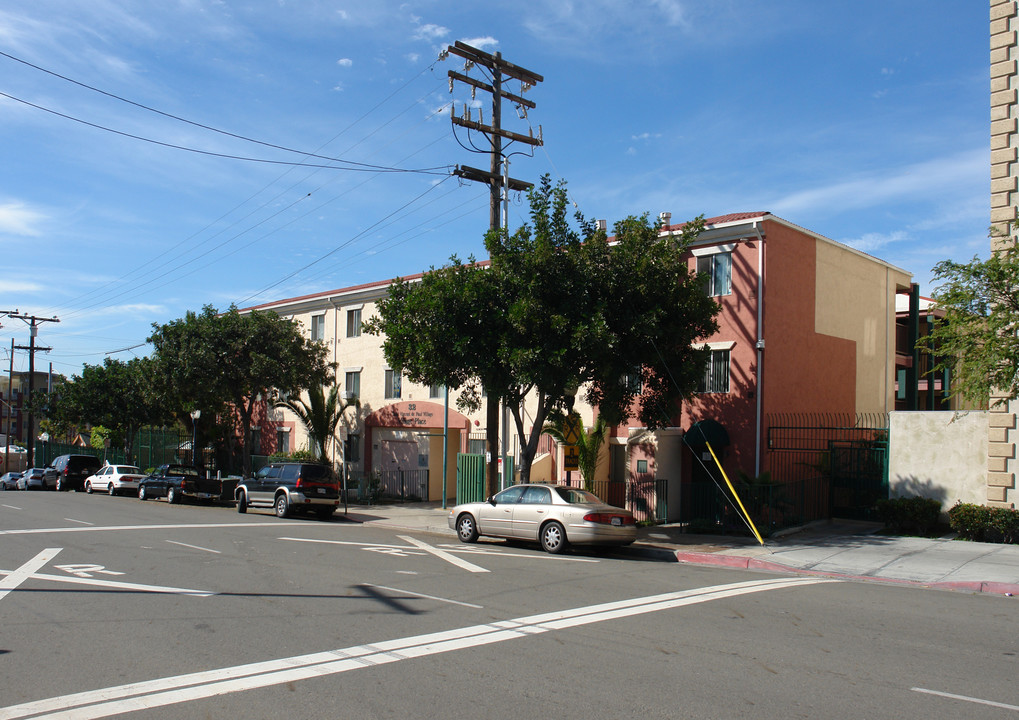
[366,401,471,430]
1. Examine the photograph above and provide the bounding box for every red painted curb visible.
[673,550,1019,597]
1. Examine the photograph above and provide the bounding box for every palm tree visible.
[543,412,609,493]
[275,385,358,464]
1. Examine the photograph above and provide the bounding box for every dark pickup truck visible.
[137,464,223,504]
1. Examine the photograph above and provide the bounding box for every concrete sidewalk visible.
[336,502,1019,597]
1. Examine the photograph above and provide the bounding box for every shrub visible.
[947,502,1019,544]
[875,496,942,536]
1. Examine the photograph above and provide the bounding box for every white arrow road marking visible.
[399,535,489,573]
[0,548,61,601]
[0,577,835,720]
[0,567,213,597]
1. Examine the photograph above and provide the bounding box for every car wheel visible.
[138,485,148,501]
[108,483,116,496]
[274,494,290,518]
[456,513,479,543]
[540,521,568,554]
[167,486,178,504]
[236,490,247,514]
[85,481,93,494]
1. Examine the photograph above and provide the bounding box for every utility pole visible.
[446,41,543,496]
[8,313,59,468]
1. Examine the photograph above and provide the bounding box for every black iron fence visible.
[553,474,668,524]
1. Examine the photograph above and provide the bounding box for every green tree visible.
[43,357,165,462]
[920,221,1019,407]
[148,305,333,475]
[366,176,718,489]
[275,384,358,464]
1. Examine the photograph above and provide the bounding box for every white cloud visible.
[770,148,987,216]
[0,201,45,236]
[413,23,449,42]
[839,230,908,253]
[337,57,353,67]
[461,36,498,51]
[631,132,662,141]
[406,52,420,63]
[0,279,44,293]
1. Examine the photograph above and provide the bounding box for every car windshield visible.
[553,487,602,505]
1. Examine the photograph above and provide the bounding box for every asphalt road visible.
[1,491,1017,719]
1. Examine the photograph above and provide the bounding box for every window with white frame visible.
[276,429,289,454]
[698,349,731,393]
[345,370,360,399]
[385,369,402,399]
[310,314,326,342]
[429,383,444,399]
[346,308,362,338]
[696,251,732,297]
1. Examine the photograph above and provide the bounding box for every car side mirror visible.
[488,496,496,506]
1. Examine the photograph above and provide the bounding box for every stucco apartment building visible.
[242,212,911,518]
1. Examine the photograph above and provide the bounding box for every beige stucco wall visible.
[814,241,911,415]
[889,411,989,508]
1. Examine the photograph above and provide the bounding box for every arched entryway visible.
[364,401,470,502]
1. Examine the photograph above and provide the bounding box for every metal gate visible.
[766,413,889,521]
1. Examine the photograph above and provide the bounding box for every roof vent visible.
[659,211,672,228]
[595,219,607,232]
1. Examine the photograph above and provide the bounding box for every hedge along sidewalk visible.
[947,502,1019,544]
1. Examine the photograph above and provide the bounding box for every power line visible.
[0,49,452,175]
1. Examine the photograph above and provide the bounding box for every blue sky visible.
[0,1,989,379]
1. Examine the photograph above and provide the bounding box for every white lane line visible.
[2,504,22,510]
[0,548,61,601]
[362,583,483,609]
[434,544,600,562]
[0,569,214,597]
[280,537,418,551]
[0,577,834,720]
[166,540,221,554]
[912,687,1019,712]
[399,535,489,573]
[0,522,309,536]
[63,518,94,526]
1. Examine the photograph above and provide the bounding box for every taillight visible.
[583,512,635,526]
[295,476,303,489]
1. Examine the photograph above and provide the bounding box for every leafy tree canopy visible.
[921,221,1019,407]
[148,305,333,474]
[366,175,718,483]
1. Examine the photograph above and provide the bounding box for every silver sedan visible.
[448,483,636,554]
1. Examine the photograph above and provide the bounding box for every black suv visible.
[46,454,102,492]
[235,462,339,519]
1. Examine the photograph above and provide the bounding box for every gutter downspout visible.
[753,221,764,477]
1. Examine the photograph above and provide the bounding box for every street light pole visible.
[190,409,201,468]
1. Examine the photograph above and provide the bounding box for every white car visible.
[448,484,637,554]
[85,465,146,496]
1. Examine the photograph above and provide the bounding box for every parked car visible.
[85,465,146,496]
[46,454,102,492]
[448,484,637,554]
[19,467,48,491]
[234,462,340,519]
[0,471,22,490]
[138,464,220,504]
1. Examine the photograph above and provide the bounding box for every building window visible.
[345,371,360,399]
[276,429,289,454]
[346,308,362,338]
[621,370,642,394]
[310,314,326,342]
[385,369,402,399]
[429,383,444,399]
[697,252,732,297]
[698,349,731,393]
[250,428,262,453]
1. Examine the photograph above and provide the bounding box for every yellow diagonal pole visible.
[705,440,764,546]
